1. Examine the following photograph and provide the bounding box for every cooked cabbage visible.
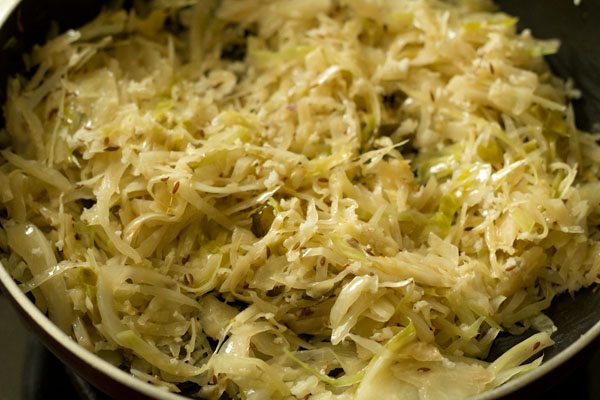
[1,0,599,399]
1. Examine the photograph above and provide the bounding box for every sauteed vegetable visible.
[1,1,599,399]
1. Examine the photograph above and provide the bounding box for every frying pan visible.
[0,0,598,399]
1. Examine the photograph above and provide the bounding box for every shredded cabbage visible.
[1,0,599,399]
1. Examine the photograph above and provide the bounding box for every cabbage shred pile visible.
[1,0,600,399]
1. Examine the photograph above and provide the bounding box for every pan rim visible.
[0,0,18,24]
[0,260,186,400]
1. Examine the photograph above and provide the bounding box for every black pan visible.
[0,1,598,399]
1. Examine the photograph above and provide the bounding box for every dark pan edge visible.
[0,260,186,400]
